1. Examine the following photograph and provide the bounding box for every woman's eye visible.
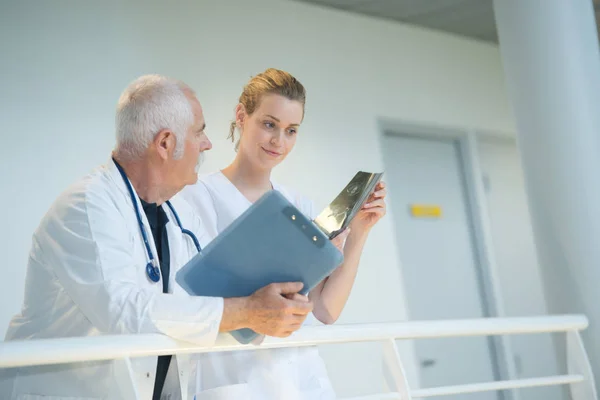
[264,121,275,129]
[287,128,297,135]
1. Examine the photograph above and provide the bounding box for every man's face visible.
[170,92,211,189]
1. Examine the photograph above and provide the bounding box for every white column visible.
[493,0,600,387]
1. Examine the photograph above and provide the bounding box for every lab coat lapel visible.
[106,158,164,288]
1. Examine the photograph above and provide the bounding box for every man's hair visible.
[114,74,194,161]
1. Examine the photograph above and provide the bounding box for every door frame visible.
[377,118,519,400]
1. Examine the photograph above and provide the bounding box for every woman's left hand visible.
[350,181,387,236]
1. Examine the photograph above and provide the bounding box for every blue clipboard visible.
[175,190,344,344]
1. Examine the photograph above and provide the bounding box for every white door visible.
[382,134,498,400]
[478,139,564,400]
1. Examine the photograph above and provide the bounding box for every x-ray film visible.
[314,171,384,239]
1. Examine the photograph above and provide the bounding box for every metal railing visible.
[0,315,595,399]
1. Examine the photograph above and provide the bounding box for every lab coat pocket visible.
[194,383,249,400]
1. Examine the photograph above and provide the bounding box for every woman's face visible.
[236,93,304,170]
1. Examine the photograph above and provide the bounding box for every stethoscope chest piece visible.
[113,158,200,286]
[146,260,161,283]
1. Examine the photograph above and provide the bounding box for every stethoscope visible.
[113,159,201,284]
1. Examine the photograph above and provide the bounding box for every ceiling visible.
[292,0,600,43]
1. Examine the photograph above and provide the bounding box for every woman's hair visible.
[228,68,306,150]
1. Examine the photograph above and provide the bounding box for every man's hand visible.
[220,282,313,337]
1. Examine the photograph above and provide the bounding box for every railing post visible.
[382,338,412,399]
[567,330,597,400]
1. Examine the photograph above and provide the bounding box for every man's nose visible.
[201,138,213,151]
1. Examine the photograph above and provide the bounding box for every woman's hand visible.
[349,181,387,236]
[310,182,387,325]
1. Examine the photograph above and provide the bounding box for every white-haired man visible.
[1,75,313,400]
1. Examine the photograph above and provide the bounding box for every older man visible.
[1,75,313,400]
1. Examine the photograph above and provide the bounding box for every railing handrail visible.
[0,315,587,369]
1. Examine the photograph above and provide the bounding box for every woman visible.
[181,68,387,399]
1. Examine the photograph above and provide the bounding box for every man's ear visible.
[154,129,176,160]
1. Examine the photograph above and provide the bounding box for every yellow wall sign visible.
[410,204,442,218]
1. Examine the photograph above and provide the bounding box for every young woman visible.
[181,68,387,399]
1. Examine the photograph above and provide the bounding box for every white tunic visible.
[180,171,336,400]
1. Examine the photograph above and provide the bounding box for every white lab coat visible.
[180,171,336,400]
[0,159,223,400]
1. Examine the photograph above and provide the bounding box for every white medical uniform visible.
[180,171,336,400]
[0,159,223,400]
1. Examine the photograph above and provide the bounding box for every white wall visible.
[478,138,564,399]
[0,0,514,396]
